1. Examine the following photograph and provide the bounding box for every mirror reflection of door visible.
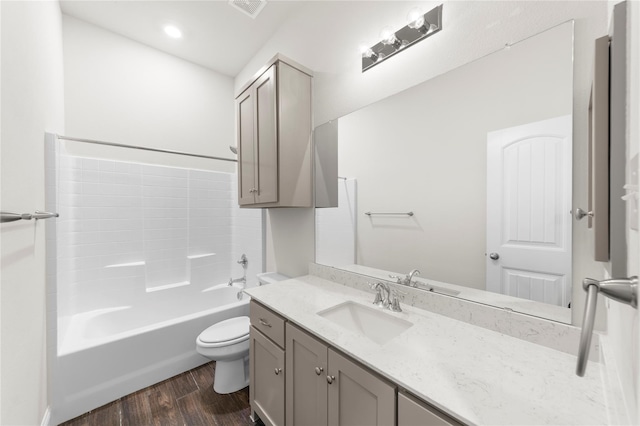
[486,115,572,306]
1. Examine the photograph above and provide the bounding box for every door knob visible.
[315,367,324,375]
[489,252,500,260]
[274,368,282,375]
[326,375,335,384]
[573,208,594,221]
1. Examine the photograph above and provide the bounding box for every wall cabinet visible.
[285,322,395,426]
[236,55,313,208]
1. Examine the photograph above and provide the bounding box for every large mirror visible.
[315,22,574,323]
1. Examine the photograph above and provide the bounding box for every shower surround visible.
[45,135,262,423]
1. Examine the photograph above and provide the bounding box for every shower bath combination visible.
[46,134,263,424]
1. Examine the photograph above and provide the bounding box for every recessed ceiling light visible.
[164,25,182,39]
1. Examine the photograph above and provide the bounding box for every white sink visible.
[317,301,413,345]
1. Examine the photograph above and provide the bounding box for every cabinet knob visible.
[274,368,282,375]
[315,367,324,375]
[326,375,335,384]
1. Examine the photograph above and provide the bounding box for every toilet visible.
[196,271,290,394]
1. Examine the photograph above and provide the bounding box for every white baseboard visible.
[41,406,51,426]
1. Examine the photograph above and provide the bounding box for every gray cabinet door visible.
[250,326,285,426]
[236,88,256,205]
[398,392,462,426]
[327,349,395,426]
[253,64,278,204]
[286,323,328,426]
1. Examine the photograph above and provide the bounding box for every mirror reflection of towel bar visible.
[364,211,414,217]
[1,211,59,223]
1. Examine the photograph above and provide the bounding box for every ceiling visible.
[60,0,305,77]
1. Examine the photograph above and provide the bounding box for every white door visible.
[486,115,572,306]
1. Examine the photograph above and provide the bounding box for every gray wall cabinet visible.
[236,56,313,208]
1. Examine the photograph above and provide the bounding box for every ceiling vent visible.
[228,0,267,19]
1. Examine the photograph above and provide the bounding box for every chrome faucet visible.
[369,282,406,312]
[228,254,248,288]
[390,269,421,287]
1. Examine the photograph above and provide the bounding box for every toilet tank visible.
[257,272,290,286]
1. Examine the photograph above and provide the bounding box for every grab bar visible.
[1,211,59,223]
[365,211,414,217]
[576,276,637,376]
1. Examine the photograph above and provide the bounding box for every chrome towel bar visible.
[576,276,637,377]
[1,211,59,223]
[365,211,414,217]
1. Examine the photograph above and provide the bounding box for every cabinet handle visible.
[326,375,335,384]
[259,318,272,327]
[315,367,324,375]
[274,368,282,375]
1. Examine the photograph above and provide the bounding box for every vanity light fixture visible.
[362,4,442,72]
[163,25,183,39]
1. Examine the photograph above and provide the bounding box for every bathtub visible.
[53,283,249,424]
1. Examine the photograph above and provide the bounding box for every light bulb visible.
[407,8,425,29]
[380,26,398,45]
[163,25,182,39]
[359,44,378,61]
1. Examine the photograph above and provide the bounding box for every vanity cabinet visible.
[250,301,455,426]
[398,391,462,426]
[236,55,312,208]
[285,322,395,426]
[286,322,328,425]
[249,302,286,426]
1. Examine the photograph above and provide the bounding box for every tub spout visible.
[228,276,246,287]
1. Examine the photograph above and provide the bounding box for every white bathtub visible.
[53,283,249,424]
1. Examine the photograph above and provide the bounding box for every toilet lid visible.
[199,316,250,344]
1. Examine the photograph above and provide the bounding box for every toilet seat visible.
[197,316,249,348]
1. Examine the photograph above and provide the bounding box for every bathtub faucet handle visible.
[237,254,248,270]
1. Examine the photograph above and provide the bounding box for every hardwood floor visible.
[61,362,259,426]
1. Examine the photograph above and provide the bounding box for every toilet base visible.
[213,355,249,394]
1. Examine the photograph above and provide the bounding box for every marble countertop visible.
[245,275,611,425]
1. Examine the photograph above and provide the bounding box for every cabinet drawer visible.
[250,301,285,347]
[398,392,462,426]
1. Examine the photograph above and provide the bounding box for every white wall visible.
[62,15,235,171]
[0,1,65,424]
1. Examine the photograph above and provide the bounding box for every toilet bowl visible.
[196,316,250,394]
[196,272,290,394]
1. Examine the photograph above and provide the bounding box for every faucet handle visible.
[389,288,407,312]
[388,274,402,284]
[368,282,385,307]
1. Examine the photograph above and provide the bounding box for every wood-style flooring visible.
[60,361,260,426]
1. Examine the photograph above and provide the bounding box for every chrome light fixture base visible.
[362,4,443,72]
